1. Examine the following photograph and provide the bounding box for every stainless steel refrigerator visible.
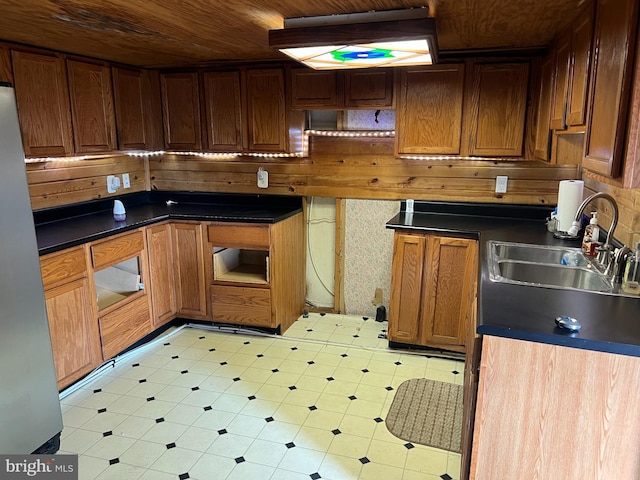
[0,83,63,453]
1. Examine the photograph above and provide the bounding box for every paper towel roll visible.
[557,180,584,232]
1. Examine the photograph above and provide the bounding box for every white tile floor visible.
[59,313,464,480]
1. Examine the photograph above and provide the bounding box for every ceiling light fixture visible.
[268,8,438,70]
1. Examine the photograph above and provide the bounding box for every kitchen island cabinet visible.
[40,245,100,390]
[388,231,477,352]
[470,336,640,479]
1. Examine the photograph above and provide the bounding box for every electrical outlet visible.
[495,176,508,194]
[257,167,269,188]
[106,175,121,193]
[122,173,130,189]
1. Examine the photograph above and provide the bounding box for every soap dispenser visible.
[113,200,126,221]
[582,212,600,256]
[623,241,640,295]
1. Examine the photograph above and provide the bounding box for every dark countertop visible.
[386,201,640,358]
[35,192,303,255]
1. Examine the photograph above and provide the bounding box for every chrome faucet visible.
[566,192,619,273]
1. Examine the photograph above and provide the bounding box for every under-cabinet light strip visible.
[24,155,95,163]
[305,130,395,137]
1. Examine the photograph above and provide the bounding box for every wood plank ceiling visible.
[0,0,588,67]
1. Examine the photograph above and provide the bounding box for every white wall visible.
[305,197,336,308]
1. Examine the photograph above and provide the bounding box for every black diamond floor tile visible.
[373,417,383,423]
[93,389,102,393]
[265,417,274,422]
[234,456,245,464]
[404,443,414,449]
[155,418,165,423]
[441,475,453,480]
[147,397,155,402]
[109,458,119,465]
[331,429,341,435]
[308,406,317,411]
[179,473,190,480]
[97,408,107,414]
[203,406,212,411]
[103,431,112,437]
[191,386,200,391]
[359,457,370,464]
[310,473,321,480]
[166,442,176,449]
[218,429,228,435]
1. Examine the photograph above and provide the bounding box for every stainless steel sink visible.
[488,241,613,294]
[491,242,588,266]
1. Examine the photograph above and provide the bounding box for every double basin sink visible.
[488,241,613,294]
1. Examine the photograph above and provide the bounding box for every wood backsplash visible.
[27,154,147,210]
[25,137,579,211]
[150,137,579,205]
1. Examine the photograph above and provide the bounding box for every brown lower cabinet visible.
[41,245,101,390]
[41,215,305,390]
[146,222,177,326]
[172,221,208,319]
[388,231,478,352]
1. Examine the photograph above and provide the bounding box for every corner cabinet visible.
[160,72,202,150]
[207,213,305,333]
[146,222,177,327]
[388,231,478,352]
[40,245,100,390]
[172,221,208,319]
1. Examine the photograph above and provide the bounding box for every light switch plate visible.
[495,176,508,194]
[122,173,130,189]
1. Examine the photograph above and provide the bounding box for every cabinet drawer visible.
[40,246,87,289]
[91,231,144,270]
[99,295,151,360]
[211,285,272,327]
[208,223,269,249]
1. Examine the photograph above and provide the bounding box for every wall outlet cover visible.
[257,168,269,188]
[495,176,508,194]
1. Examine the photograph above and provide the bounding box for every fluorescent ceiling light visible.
[269,9,438,70]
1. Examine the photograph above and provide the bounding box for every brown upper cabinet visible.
[533,54,556,161]
[113,68,163,151]
[0,46,12,84]
[160,72,202,150]
[12,50,74,157]
[395,64,465,155]
[291,68,393,109]
[566,3,594,127]
[203,71,243,151]
[550,35,571,130]
[245,68,299,152]
[468,63,529,157]
[66,59,117,153]
[583,0,638,177]
[548,3,595,132]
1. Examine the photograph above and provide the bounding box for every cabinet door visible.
[534,55,556,161]
[421,236,477,348]
[146,223,176,327]
[388,233,426,345]
[550,37,571,130]
[245,68,287,152]
[583,0,638,177]
[203,71,243,151]
[172,222,208,318]
[45,277,100,390]
[160,72,202,150]
[566,4,595,127]
[468,63,529,156]
[344,69,393,108]
[395,64,465,155]
[12,51,74,156]
[291,69,340,109]
[0,46,11,84]
[67,59,117,153]
[112,67,147,150]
